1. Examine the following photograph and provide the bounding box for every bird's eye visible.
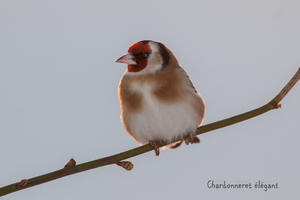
[133,52,150,60]
[143,52,150,58]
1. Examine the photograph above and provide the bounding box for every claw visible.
[149,141,160,156]
[191,135,200,144]
[184,137,190,145]
[184,133,200,145]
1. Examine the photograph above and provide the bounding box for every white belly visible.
[128,95,202,144]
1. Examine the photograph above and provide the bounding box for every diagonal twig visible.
[0,68,299,197]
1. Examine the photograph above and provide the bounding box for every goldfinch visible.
[116,40,205,156]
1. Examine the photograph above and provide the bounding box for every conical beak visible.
[115,53,137,65]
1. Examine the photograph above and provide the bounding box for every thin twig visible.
[0,68,299,197]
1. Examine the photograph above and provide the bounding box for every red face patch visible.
[127,42,152,72]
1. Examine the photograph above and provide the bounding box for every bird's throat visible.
[127,64,147,72]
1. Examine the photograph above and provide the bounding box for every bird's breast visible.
[119,72,183,113]
[119,78,203,144]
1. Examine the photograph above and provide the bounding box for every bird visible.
[116,40,205,156]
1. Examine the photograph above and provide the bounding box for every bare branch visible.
[0,68,299,197]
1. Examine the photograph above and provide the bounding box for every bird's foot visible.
[184,133,200,145]
[149,141,160,156]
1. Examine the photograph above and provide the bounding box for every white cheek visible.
[145,53,163,71]
[142,43,163,73]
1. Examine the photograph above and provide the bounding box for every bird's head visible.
[116,40,175,74]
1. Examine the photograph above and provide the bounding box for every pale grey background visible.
[0,0,299,199]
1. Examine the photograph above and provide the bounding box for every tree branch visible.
[1,68,299,197]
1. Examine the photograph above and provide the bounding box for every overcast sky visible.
[0,0,299,199]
